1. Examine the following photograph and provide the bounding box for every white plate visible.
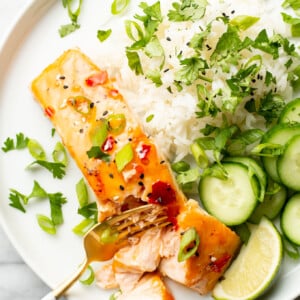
[0,1,299,299]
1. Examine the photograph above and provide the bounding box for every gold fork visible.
[41,204,170,300]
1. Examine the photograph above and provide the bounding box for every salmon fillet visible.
[31,49,241,296]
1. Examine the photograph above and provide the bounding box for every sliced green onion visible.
[176,168,200,186]
[68,96,91,115]
[111,0,130,15]
[90,120,108,147]
[190,142,209,168]
[97,29,112,42]
[52,142,68,166]
[115,143,134,172]
[125,20,144,42]
[251,143,284,157]
[146,114,154,123]
[73,218,96,236]
[76,178,89,207]
[36,214,56,235]
[27,139,46,160]
[107,114,126,134]
[178,227,200,262]
[230,15,260,31]
[171,161,190,173]
[79,265,95,285]
[98,223,119,244]
[26,180,48,203]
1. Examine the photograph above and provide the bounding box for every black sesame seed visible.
[166,37,171,41]
[160,160,165,164]
[103,110,108,116]
[63,85,69,89]
[138,181,144,186]
[140,173,145,179]
[59,75,66,80]
[119,185,125,191]
[79,128,84,134]
[90,102,95,109]
[109,173,114,178]
[164,68,170,73]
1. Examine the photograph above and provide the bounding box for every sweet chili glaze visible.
[31,49,185,221]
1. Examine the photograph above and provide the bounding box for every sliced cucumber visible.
[223,156,266,202]
[279,98,300,124]
[262,123,300,183]
[277,134,300,190]
[281,193,300,246]
[249,184,287,224]
[199,162,258,226]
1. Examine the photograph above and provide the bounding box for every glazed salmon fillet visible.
[31,49,241,297]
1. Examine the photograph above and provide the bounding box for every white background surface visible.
[0,1,52,299]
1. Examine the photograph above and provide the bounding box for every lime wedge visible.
[212,217,282,300]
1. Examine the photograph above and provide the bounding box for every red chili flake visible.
[44,106,55,118]
[108,89,119,97]
[138,144,151,160]
[210,254,232,273]
[148,181,176,206]
[102,136,115,152]
[86,71,108,87]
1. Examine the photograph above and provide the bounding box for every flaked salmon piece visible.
[31,49,185,221]
[116,272,174,300]
[160,199,241,295]
[31,49,241,296]
[95,262,118,290]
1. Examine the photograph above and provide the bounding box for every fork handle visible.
[40,258,89,299]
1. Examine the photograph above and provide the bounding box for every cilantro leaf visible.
[8,189,26,213]
[26,180,48,203]
[2,133,29,152]
[126,50,143,75]
[282,0,300,10]
[86,146,111,161]
[252,29,280,59]
[168,0,208,22]
[78,202,98,220]
[29,160,66,179]
[48,193,67,226]
[175,57,208,85]
[257,92,285,124]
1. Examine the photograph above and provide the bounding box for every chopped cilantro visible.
[168,0,208,22]
[8,189,26,213]
[28,160,66,179]
[282,0,300,10]
[59,23,80,38]
[78,202,98,220]
[126,50,143,75]
[86,146,111,161]
[2,133,29,152]
[48,192,67,226]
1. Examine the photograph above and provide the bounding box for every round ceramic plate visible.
[0,1,299,299]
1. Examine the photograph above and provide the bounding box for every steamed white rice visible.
[95,0,299,162]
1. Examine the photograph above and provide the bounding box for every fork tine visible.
[117,215,171,241]
[107,204,156,226]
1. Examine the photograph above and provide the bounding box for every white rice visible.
[95,0,299,162]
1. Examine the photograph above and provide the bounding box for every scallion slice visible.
[190,142,208,168]
[99,223,119,244]
[27,139,46,160]
[52,141,68,166]
[36,214,56,235]
[107,114,126,134]
[73,218,96,236]
[178,227,200,262]
[115,143,134,172]
[79,265,95,285]
[111,0,130,15]
[76,178,89,208]
[90,120,108,147]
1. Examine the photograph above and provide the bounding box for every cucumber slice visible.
[277,134,300,190]
[249,185,287,224]
[199,162,258,226]
[281,193,300,245]
[279,98,300,124]
[262,123,300,183]
[223,156,266,202]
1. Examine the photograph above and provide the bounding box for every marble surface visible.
[0,1,52,299]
